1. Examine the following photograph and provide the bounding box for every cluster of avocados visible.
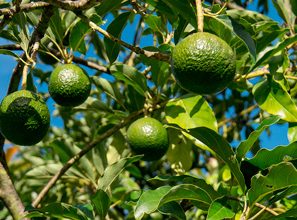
[0,31,235,162]
[0,63,91,146]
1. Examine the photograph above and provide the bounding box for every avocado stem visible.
[196,0,204,32]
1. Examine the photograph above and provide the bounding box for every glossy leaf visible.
[272,0,296,32]
[253,78,297,122]
[159,184,213,208]
[104,12,131,63]
[248,162,297,207]
[97,156,142,191]
[288,123,297,143]
[236,115,280,160]
[271,208,297,219]
[207,197,236,220]
[134,186,171,220]
[247,142,297,170]
[165,94,217,131]
[188,127,246,192]
[91,189,110,219]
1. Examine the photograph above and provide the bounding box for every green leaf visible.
[95,0,124,16]
[26,203,89,220]
[144,14,166,35]
[273,0,296,32]
[288,123,297,143]
[110,63,148,96]
[0,49,21,59]
[271,208,297,219]
[227,9,272,23]
[251,35,297,71]
[247,142,297,170]
[253,78,297,122]
[91,189,110,219]
[48,8,65,44]
[97,155,142,191]
[207,197,236,220]
[248,162,297,208]
[187,127,246,192]
[159,184,213,208]
[158,202,186,220]
[70,20,91,54]
[204,14,256,61]
[134,186,171,220]
[149,175,221,200]
[165,94,217,131]
[160,0,196,29]
[236,116,280,160]
[26,70,37,93]
[104,12,131,63]
[167,129,193,172]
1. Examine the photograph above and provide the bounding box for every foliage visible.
[0,0,297,219]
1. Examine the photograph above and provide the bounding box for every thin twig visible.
[78,14,170,62]
[46,0,100,10]
[196,0,204,32]
[252,203,279,217]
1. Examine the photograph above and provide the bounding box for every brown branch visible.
[214,0,244,10]
[32,109,144,207]
[0,44,22,50]
[0,2,50,16]
[7,6,54,94]
[72,56,110,73]
[78,14,170,62]
[46,0,101,10]
[0,163,28,220]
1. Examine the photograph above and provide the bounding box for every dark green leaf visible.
[70,20,91,54]
[158,202,186,220]
[144,14,166,35]
[253,78,297,122]
[95,0,124,16]
[160,0,196,29]
[104,12,131,63]
[236,116,280,160]
[271,208,297,219]
[272,0,296,32]
[91,189,110,219]
[188,127,246,192]
[48,8,65,44]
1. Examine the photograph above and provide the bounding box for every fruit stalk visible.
[196,0,204,32]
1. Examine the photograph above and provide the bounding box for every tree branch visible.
[32,109,144,207]
[46,0,101,10]
[78,14,170,62]
[0,2,50,16]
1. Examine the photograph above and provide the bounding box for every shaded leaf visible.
[188,127,246,192]
[91,189,110,219]
[104,12,131,63]
[70,20,91,54]
[253,78,297,122]
[236,115,280,160]
[158,202,186,220]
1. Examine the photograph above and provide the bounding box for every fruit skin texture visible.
[0,90,50,146]
[172,32,236,94]
[49,64,91,107]
[126,117,169,161]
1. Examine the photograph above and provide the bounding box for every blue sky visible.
[0,0,290,150]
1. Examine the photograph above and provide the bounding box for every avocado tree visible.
[0,0,297,219]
